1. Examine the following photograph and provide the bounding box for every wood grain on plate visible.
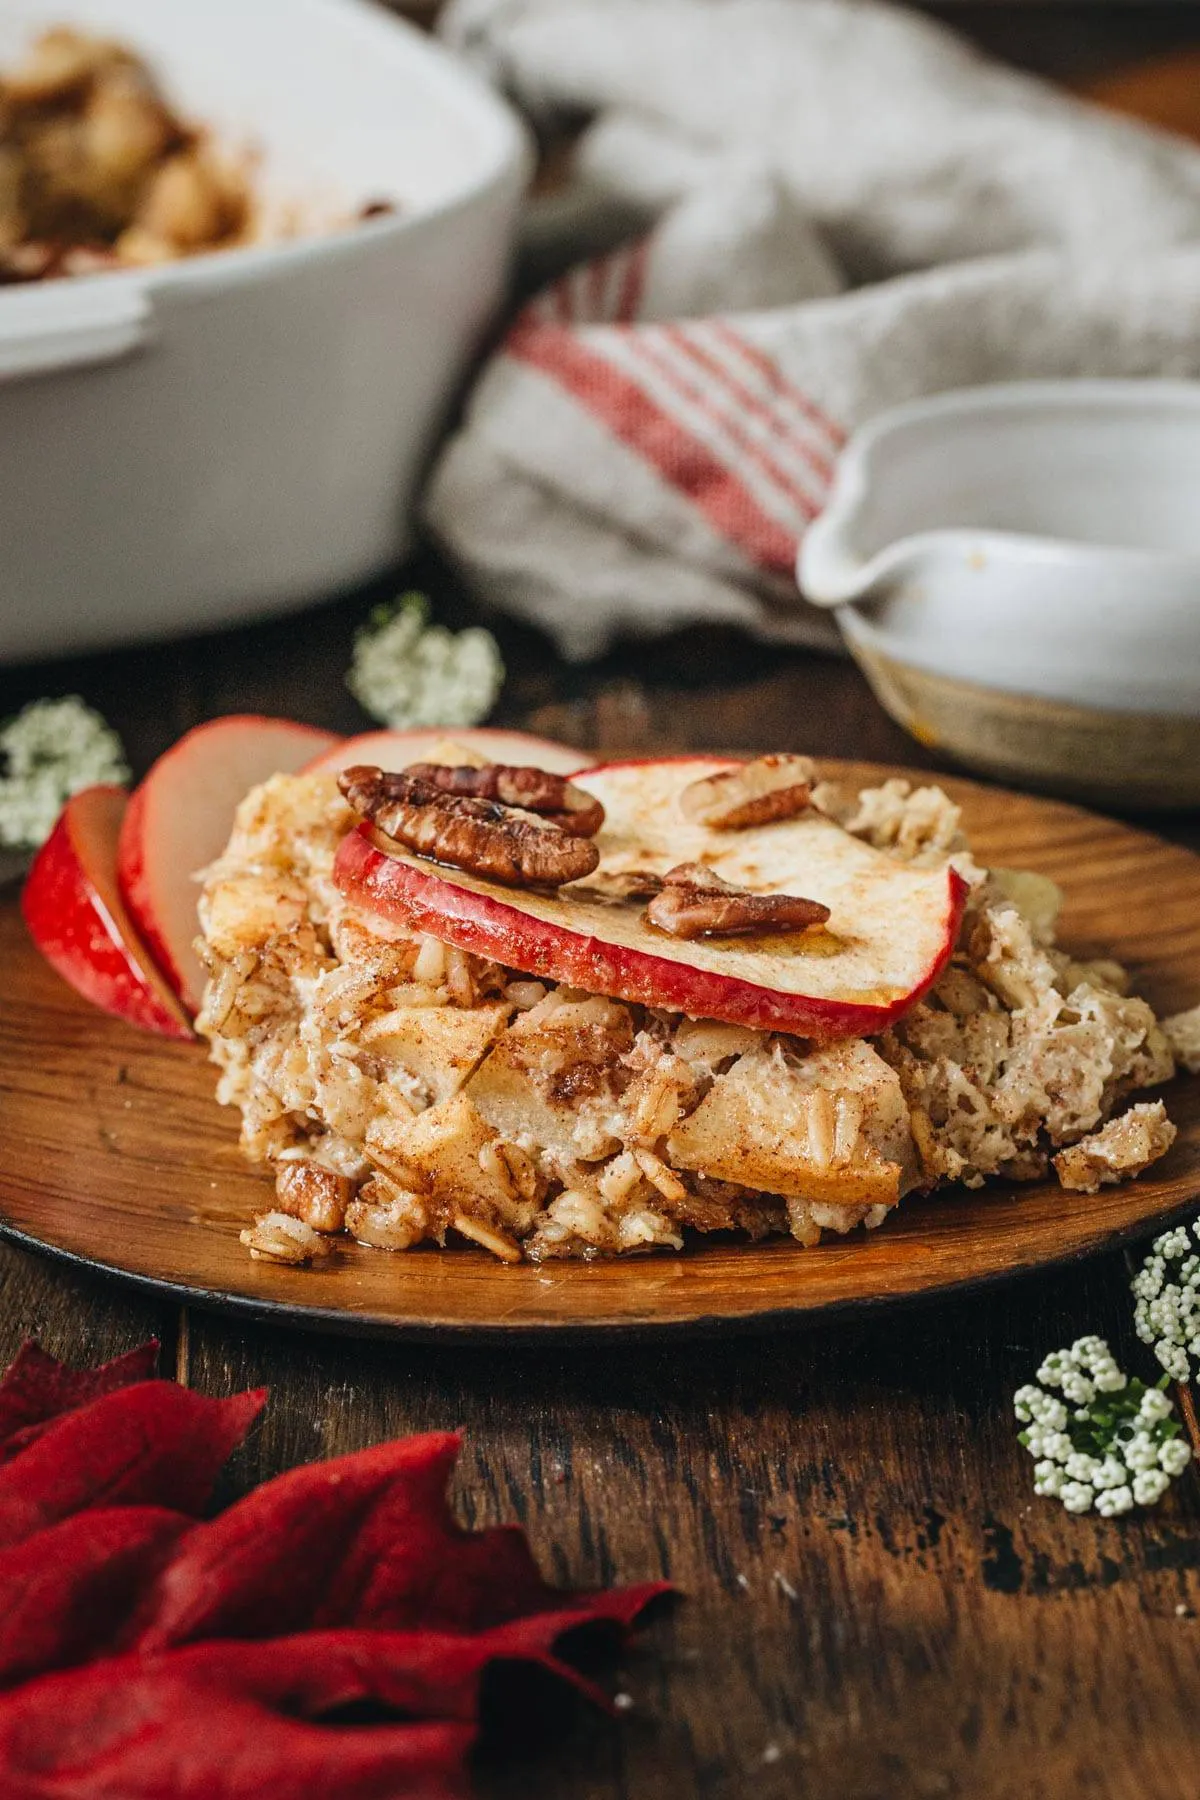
[2,761,1198,1337]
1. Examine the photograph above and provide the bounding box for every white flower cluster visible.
[1133,1221,1200,1383]
[347,593,503,731]
[0,696,129,852]
[1015,1335,1190,1517]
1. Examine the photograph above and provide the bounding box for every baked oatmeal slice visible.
[196,759,1185,1263]
[666,1039,918,1245]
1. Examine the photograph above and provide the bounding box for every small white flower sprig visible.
[347,593,503,731]
[1015,1335,1191,1517]
[1133,1222,1200,1383]
[0,696,129,852]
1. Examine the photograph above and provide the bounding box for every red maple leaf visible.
[0,1341,669,1796]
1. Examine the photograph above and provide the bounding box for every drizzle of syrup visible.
[699,926,846,956]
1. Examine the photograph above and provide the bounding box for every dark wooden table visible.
[2,564,1198,1799]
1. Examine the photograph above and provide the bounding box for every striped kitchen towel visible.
[424,0,1200,660]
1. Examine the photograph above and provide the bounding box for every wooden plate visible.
[2,762,1198,1338]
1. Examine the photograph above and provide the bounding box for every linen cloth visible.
[424,0,1200,659]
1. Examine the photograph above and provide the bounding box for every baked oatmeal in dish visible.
[0,28,256,281]
[0,26,394,283]
[194,745,1184,1266]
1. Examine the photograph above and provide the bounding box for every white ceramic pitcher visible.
[798,381,1200,806]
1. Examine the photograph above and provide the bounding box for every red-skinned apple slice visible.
[22,786,194,1039]
[118,715,339,1015]
[304,728,588,778]
[334,756,969,1039]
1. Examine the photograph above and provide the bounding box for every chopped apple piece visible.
[365,1093,517,1222]
[201,872,310,950]
[666,1040,916,1207]
[354,1001,511,1108]
[466,997,632,1163]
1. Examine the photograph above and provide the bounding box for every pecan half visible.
[338,766,599,888]
[274,1160,353,1234]
[645,863,830,940]
[404,761,604,837]
[680,755,816,830]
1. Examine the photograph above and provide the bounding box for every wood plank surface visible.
[0,1239,169,1375]
[185,1258,1200,1800]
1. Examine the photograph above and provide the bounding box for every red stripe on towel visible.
[506,320,799,572]
[708,320,846,452]
[665,325,836,495]
[630,329,823,521]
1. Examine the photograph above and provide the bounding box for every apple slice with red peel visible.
[334,756,969,1039]
[22,786,194,1039]
[118,715,339,1015]
[305,728,588,778]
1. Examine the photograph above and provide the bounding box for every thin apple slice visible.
[22,786,194,1039]
[305,728,588,778]
[334,756,969,1039]
[118,715,339,1015]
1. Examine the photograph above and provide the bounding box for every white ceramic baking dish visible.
[0,0,530,663]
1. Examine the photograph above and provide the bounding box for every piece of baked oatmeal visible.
[195,752,1181,1264]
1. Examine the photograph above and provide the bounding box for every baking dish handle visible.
[0,280,152,381]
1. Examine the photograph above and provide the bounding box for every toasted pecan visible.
[404,762,604,837]
[274,1160,353,1234]
[680,755,815,830]
[338,765,599,888]
[645,863,830,940]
